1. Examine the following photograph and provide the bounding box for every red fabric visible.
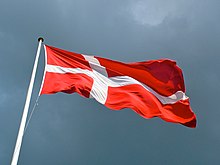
[97,57,185,96]
[105,85,195,127]
[41,45,196,128]
[46,45,91,70]
[41,72,93,98]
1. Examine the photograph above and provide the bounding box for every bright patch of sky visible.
[128,0,189,26]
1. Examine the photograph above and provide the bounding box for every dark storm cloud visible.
[0,0,220,164]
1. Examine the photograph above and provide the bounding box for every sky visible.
[0,0,220,164]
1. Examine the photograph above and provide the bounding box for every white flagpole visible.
[11,37,44,165]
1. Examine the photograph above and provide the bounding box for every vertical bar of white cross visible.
[11,38,44,165]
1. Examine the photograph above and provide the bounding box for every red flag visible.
[40,45,196,128]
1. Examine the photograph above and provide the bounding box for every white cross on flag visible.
[40,45,196,128]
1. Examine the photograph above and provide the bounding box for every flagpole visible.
[11,37,44,165]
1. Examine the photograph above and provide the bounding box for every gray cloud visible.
[0,0,220,164]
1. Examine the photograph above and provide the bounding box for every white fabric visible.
[82,55,109,102]
[46,63,188,105]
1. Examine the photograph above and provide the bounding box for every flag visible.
[40,45,196,128]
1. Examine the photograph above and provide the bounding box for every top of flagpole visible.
[38,37,44,42]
